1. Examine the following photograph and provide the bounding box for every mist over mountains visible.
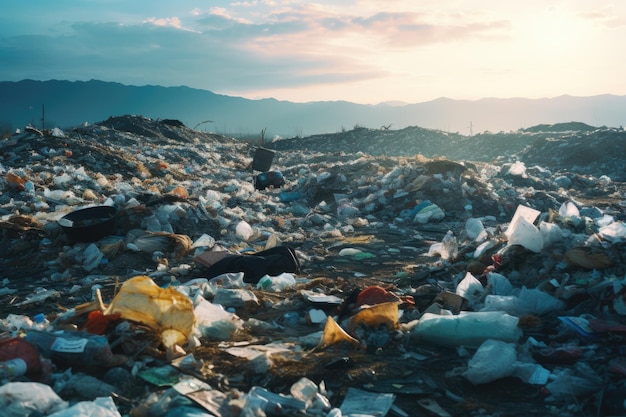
[1,79,625,138]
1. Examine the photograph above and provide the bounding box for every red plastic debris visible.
[82,310,122,335]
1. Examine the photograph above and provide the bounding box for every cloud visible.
[2,1,624,103]
[0,2,513,98]
[145,17,183,29]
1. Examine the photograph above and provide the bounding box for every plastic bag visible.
[348,302,399,334]
[104,275,196,351]
[412,311,522,348]
[318,316,359,350]
[464,339,517,384]
[0,382,68,417]
[48,397,121,417]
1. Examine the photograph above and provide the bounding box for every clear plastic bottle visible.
[24,329,121,367]
[256,273,296,292]
[32,313,50,330]
[0,337,42,379]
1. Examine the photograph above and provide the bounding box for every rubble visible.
[1,115,625,416]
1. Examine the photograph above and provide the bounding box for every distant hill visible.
[1,79,625,138]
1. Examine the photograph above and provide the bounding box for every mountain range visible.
[1,79,625,138]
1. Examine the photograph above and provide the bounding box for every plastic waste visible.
[254,171,285,190]
[338,247,362,257]
[481,287,566,316]
[25,329,125,367]
[505,204,543,252]
[413,202,445,223]
[290,377,319,409]
[318,316,359,350]
[235,220,254,241]
[355,286,401,308]
[455,272,485,308]
[339,387,395,417]
[104,275,196,352]
[465,217,486,241]
[208,272,245,289]
[47,396,122,417]
[473,239,497,259]
[256,272,297,292]
[558,201,580,218]
[163,405,214,417]
[544,362,604,402]
[412,311,522,348]
[348,301,399,333]
[510,362,551,385]
[508,161,527,176]
[439,230,458,261]
[193,296,243,340]
[0,337,42,379]
[0,381,68,417]
[212,288,259,308]
[463,339,518,384]
[598,221,626,242]
[485,272,514,296]
[507,216,543,252]
[243,386,306,415]
[191,234,216,249]
[1,313,39,332]
[539,221,563,248]
[83,243,105,272]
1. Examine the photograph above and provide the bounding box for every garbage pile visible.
[1,115,625,417]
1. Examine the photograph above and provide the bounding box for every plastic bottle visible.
[32,313,50,330]
[0,337,42,379]
[24,329,120,367]
[256,273,296,292]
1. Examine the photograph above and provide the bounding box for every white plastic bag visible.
[464,339,517,384]
[0,382,68,417]
[412,311,522,348]
[48,397,122,417]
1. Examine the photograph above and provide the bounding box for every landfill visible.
[1,115,625,417]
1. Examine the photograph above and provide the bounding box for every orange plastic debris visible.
[6,172,26,191]
[82,310,122,335]
[170,185,188,199]
[355,285,415,308]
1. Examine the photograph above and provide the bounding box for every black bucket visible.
[58,205,119,242]
[252,148,275,172]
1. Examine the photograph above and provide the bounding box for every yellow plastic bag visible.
[105,275,196,351]
[318,316,359,350]
[348,301,399,334]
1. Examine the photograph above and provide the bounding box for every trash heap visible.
[0,115,625,417]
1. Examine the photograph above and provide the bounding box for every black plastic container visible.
[58,205,119,242]
[254,171,285,190]
[251,148,275,172]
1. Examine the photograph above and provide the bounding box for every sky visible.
[1,1,625,105]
